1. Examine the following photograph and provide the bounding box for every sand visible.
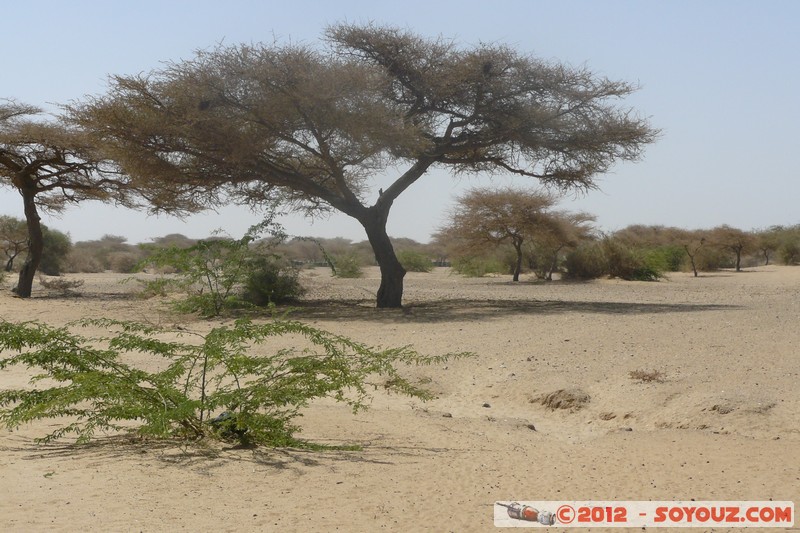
[0,266,798,532]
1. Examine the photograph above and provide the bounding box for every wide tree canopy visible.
[71,24,658,307]
[0,101,121,297]
[437,186,595,281]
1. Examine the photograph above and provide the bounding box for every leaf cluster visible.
[0,317,470,448]
[138,221,303,317]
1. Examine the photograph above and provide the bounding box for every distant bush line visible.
[4,216,800,282]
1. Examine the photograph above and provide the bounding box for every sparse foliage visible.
[709,225,755,272]
[140,235,254,317]
[39,226,72,276]
[332,253,364,278]
[0,100,123,296]
[0,215,27,272]
[139,221,302,317]
[449,255,505,277]
[397,249,433,273]
[240,259,305,306]
[0,318,469,448]
[72,24,657,307]
[602,237,663,281]
[38,275,85,296]
[563,241,608,280]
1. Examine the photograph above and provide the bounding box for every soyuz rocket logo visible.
[497,502,556,525]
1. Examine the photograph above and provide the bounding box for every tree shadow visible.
[3,433,456,475]
[288,298,742,323]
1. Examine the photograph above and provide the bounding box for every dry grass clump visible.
[629,368,666,383]
[532,388,590,411]
[38,276,85,295]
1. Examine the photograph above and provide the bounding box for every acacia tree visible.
[0,215,28,272]
[681,230,706,277]
[754,226,782,266]
[530,211,596,280]
[710,225,755,272]
[0,101,120,297]
[72,24,657,307]
[438,187,567,281]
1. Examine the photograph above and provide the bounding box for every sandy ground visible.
[0,266,798,532]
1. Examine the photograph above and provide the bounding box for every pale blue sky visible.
[2,0,798,243]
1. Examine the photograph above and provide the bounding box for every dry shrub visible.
[64,252,103,273]
[108,251,142,273]
[710,403,734,415]
[38,276,85,295]
[629,369,666,383]
[532,388,590,411]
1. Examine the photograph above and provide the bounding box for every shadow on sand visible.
[4,434,455,473]
[288,298,742,324]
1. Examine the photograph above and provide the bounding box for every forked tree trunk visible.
[684,245,699,278]
[359,207,406,308]
[15,190,43,298]
[546,245,564,281]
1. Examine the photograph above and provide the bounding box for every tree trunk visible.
[359,207,406,308]
[512,240,523,282]
[684,245,699,277]
[15,190,43,298]
[546,245,564,281]
[735,250,742,272]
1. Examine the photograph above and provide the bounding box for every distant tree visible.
[71,24,657,307]
[147,234,196,249]
[438,187,558,282]
[610,225,686,272]
[757,225,800,265]
[530,211,596,280]
[681,230,706,277]
[0,215,27,272]
[710,225,755,272]
[755,226,782,266]
[0,100,122,296]
[777,225,800,265]
[39,226,72,276]
[67,234,144,273]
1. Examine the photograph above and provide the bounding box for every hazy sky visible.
[2,0,798,244]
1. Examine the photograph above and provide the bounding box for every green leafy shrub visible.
[241,259,305,306]
[603,239,663,281]
[40,227,72,276]
[0,318,469,448]
[780,241,800,265]
[450,256,504,277]
[563,242,607,280]
[140,236,253,317]
[332,253,363,278]
[137,221,297,317]
[397,250,432,273]
[644,245,685,272]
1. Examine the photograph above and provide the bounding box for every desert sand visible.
[1,266,798,532]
